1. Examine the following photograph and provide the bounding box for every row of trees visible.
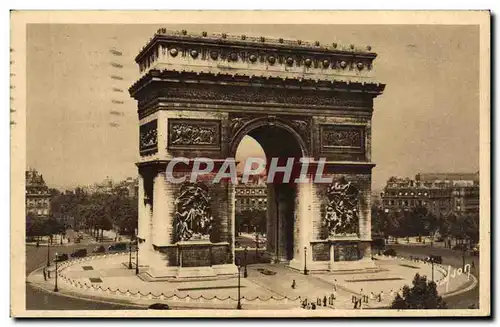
[26,215,66,241]
[236,209,267,234]
[27,185,138,241]
[372,204,479,245]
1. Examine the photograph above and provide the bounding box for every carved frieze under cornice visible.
[131,72,379,119]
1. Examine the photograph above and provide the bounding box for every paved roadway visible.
[25,233,480,310]
[26,237,144,310]
[389,244,480,309]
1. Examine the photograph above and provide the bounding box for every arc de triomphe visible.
[129,29,385,280]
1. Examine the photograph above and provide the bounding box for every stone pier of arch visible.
[129,29,385,280]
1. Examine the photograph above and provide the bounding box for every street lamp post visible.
[255,226,259,259]
[431,257,434,283]
[462,247,466,270]
[244,246,248,278]
[46,236,51,267]
[135,240,139,275]
[304,246,308,275]
[237,264,242,310]
[128,241,133,269]
[54,253,59,292]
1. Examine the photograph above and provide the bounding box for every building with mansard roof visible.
[25,168,51,218]
[381,172,479,216]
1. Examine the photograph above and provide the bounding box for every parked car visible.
[93,245,106,253]
[426,255,442,264]
[148,303,170,310]
[108,242,128,252]
[70,248,87,258]
[452,244,469,251]
[54,253,69,262]
[435,237,445,242]
[471,244,479,256]
[383,248,397,257]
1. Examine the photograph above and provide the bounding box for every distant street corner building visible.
[25,168,51,218]
[381,172,479,216]
[129,29,385,279]
[235,174,267,213]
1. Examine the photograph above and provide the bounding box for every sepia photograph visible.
[10,10,490,318]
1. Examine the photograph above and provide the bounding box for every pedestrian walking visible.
[291,279,296,289]
[42,268,47,281]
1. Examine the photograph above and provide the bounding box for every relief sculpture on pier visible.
[173,182,213,242]
[324,177,360,236]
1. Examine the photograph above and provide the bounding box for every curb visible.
[442,273,478,299]
[27,265,147,309]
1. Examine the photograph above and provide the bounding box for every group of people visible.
[294,279,338,310]
[301,294,337,310]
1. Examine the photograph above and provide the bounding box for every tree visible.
[391,273,447,309]
[249,209,266,234]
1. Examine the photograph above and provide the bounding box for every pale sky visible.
[26,24,479,191]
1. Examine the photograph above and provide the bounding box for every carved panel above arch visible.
[168,119,221,150]
[319,124,365,156]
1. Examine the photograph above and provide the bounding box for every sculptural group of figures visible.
[170,123,216,145]
[173,182,213,242]
[324,177,360,236]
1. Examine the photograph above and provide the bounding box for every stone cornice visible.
[136,29,377,64]
[129,69,385,100]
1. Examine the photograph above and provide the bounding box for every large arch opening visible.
[233,122,305,263]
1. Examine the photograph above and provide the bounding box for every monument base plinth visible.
[140,240,238,281]
[142,264,238,282]
[288,258,377,274]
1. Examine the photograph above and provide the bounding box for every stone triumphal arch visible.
[129,29,385,279]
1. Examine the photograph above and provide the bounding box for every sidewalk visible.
[26,250,475,310]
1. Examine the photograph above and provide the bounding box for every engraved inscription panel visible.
[168,119,221,150]
[312,242,330,262]
[180,246,212,267]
